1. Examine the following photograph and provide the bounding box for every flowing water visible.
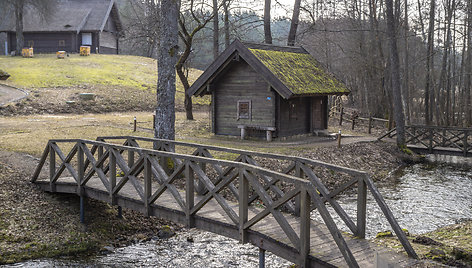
[7,163,472,267]
[313,162,472,238]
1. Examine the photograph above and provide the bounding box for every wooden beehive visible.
[22,47,34,58]
[56,51,66,59]
[80,46,90,56]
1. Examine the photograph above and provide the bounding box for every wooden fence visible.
[379,125,472,157]
[331,108,390,134]
[32,136,418,267]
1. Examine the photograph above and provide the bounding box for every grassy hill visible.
[0,54,208,114]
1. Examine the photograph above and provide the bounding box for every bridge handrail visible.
[95,136,417,259]
[32,138,362,267]
[97,135,368,177]
[32,137,418,266]
[378,126,471,157]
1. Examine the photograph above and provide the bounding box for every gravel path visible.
[0,84,27,106]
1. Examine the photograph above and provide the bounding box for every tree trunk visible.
[14,1,24,54]
[403,0,411,125]
[264,0,272,44]
[424,0,435,125]
[465,0,472,126]
[155,0,179,140]
[212,0,219,59]
[386,0,405,146]
[223,0,230,48]
[287,0,301,46]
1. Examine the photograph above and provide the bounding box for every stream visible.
[7,163,472,267]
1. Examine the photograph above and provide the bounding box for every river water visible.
[7,163,472,267]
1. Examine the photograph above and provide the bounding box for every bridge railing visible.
[379,125,471,156]
[94,136,417,259]
[32,138,364,267]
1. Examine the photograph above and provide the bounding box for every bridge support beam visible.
[259,248,265,268]
[117,206,122,219]
[80,196,85,224]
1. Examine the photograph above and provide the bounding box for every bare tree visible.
[0,0,56,54]
[386,0,405,146]
[424,0,435,125]
[287,0,301,46]
[213,0,219,59]
[178,0,217,120]
[156,0,180,140]
[264,0,272,44]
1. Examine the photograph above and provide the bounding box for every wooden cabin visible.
[188,40,350,141]
[0,0,122,55]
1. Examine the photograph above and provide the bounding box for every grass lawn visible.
[0,54,209,113]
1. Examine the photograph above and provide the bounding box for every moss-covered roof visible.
[249,48,350,95]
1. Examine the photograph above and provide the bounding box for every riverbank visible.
[0,151,180,264]
[376,219,472,267]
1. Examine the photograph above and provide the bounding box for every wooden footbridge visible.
[379,125,472,157]
[32,136,419,267]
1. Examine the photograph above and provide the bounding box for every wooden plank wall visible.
[214,60,275,136]
[278,97,310,137]
[9,32,75,53]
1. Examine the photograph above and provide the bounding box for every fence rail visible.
[379,125,472,157]
[32,136,418,267]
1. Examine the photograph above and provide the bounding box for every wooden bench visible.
[238,125,276,142]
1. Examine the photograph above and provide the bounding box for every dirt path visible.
[0,84,27,106]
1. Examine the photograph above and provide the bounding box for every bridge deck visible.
[34,176,418,267]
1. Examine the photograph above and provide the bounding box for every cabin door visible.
[82,33,92,46]
[311,97,324,130]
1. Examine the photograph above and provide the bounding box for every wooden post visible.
[368,116,372,134]
[133,116,137,132]
[266,130,272,142]
[77,143,84,197]
[356,176,367,238]
[109,148,117,205]
[337,130,342,148]
[464,130,469,157]
[239,168,248,243]
[153,113,156,131]
[351,117,355,130]
[185,161,195,228]
[49,143,56,192]
[294,162,304,217]
[80,195,85,224]
[259,248,266,268]
[144,155,152,216]
[240,127,246,140]
[196,161,206,195]
[127,138,134,167]
[429,129,434,153]
[339,107,343,126]
[299,187,310,267]
[117,206,122,219]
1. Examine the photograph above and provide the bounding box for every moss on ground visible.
[375,220,472,267]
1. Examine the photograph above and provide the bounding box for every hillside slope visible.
[0,54,207,115]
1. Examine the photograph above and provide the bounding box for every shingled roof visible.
[188,39,350,99]
[0,0,122,34]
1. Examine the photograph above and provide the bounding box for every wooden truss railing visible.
[379,125,472,156]
[32,137,417,267]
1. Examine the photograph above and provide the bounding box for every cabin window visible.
[289,100,297,120]
[27,40,34,48]
[58,40,65,47]
[237,100,251,120]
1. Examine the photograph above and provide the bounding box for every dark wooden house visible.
[188,40,350,140]
[0,0,122,55]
